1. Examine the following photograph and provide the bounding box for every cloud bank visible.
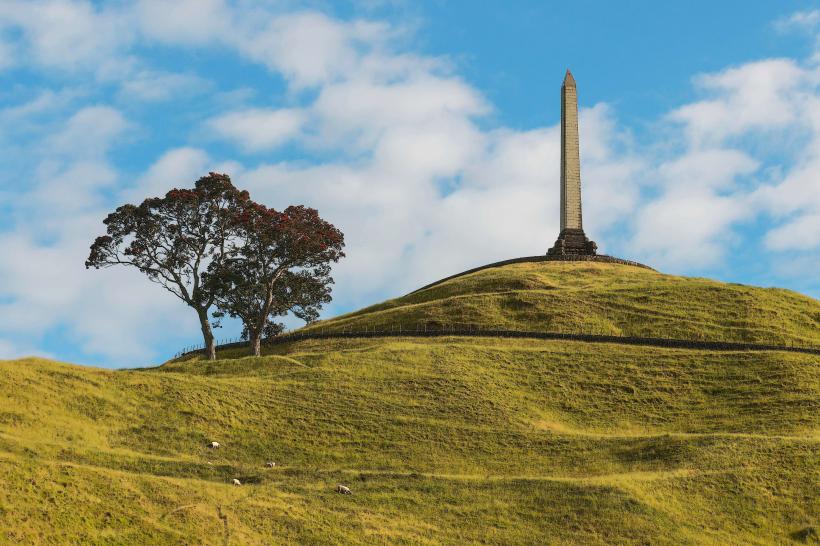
[0,2,818,366]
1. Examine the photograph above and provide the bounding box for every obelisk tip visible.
[563,69,576,87]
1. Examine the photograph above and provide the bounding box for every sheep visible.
[336,485,352,495]
[232,478,241,486]
[207,441,220,449]
[265,462,276,468]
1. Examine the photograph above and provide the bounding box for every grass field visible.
[307,262,820,346]
[0,262,817,544]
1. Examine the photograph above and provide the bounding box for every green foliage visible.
[86,174,346,360]
[85,172,251,360]
[207,203,345,355]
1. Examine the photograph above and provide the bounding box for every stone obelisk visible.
[548,70,597,256]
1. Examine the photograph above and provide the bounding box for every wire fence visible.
[173,322,820,358]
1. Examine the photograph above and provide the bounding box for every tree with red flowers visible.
[85,173,249,360]
[207,204,345,356]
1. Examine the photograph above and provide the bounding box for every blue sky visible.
[0,0,818,367]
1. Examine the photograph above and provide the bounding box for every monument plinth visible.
[548,70,597,256]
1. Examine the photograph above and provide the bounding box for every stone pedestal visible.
[547,228,597,256]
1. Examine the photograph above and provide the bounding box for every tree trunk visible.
[250,331,262,357]
[197,308,217,360]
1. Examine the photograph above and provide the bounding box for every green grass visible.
[307,262,820,346]
[0,261,818,544]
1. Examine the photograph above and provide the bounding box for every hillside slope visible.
[0,262,818,545]
[309,261,820,346]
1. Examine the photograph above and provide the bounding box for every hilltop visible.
[0,261,818,545]
[308,261,820,346]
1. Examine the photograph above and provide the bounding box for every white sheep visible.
[207,441,220,449]
[336,484,352,495]
[265,461,276,468]
[232,478,241,486]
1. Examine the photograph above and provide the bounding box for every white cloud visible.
[462,128,557,200]
[0,104,197,366]
[576,104,645,235]
[657,149,760,191]
[127,147,211,200]
[124,146,242,202]
[641,49,820,267]
[0,0,132,70]
[765,212,820,250]
[754,156,820,216]
[669,59,805,147]
[13,107,130,240]
[135,0,232,45]
[629,147,759,269]
[0,89,80,121]
[0,2,206,103]
[632,190,750,268]
[208,109,306,151]
[47,106,130,158]
[119,70,208,102]
[312,76,487,150]
[774,9,820,33]
[237,12,394,88]
[0,228,194,364]
[741,69,820,253]
[136,6,432,91]
[237,102,637,303]
[28,161,118,223]
[372,117,484,179]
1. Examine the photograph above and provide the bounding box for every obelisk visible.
[548,69,597,256]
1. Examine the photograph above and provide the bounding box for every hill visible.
[308,261,819,346]
[0,261,818,545]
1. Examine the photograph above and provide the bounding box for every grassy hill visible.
[308,261,820,346]
[0,261,818,545]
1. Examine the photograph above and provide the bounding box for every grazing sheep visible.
[232,479,241,486]
[265,462,276,468]
[336,485,352,495]
[207,441,220,449]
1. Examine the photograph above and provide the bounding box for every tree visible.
[207,204,345,356]
[85,173,248,360]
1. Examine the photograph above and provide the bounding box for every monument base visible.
[547,228,598,256]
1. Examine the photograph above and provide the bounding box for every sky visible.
[0,0,819,368]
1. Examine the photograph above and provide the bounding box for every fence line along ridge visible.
[174,325,820,358]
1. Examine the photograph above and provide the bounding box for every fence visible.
[174,323,820,358]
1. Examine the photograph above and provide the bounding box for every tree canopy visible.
[207,204,345,356]
[86,173,249,360]
[86,173,345,359]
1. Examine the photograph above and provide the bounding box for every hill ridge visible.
[410,254,654,293]
[305,261,819,348]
